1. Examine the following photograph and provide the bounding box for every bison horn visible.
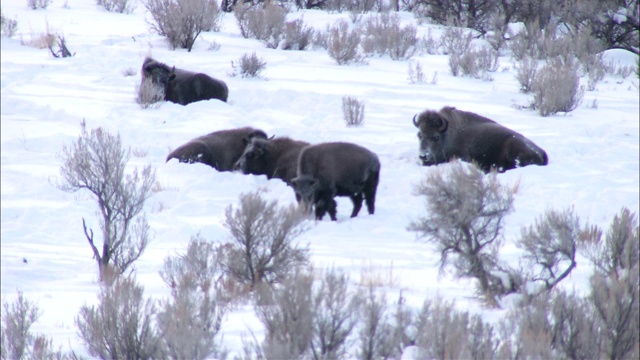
[268,134,275,140]
[412,114,419,127]
[438,118,448,132]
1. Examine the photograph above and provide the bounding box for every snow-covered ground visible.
[1,0,638,357]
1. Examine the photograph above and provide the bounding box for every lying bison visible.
[166,127,268,172]
[413,106,548,173]
[291,142,380,221]
[141,57,229,105]
[233,137,310,185]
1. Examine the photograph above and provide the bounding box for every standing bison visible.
[166,127,268,172]
[291,142,380,221]
[141,57,229,105]
[233,137,310,185]
[413,106,548,173]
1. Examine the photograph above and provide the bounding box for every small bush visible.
[27,0,52,10]
[143,0,221,52]
[450,45,499,80]
[58,127,156,281]
[97,0,136,13]
[415,296,498,359]
[1,292,40,360]
[581,207,639,278]
[531,57,584,116]
[418,28,439,55]
[356,286,397,360]
[136,77,165,108]
[327,19,363,65]
[311,267,362,359]
[254,271,314,359]
[230,52,267,78]
[75,276,162,359]
[516,207,592,293]
[342,95,365,127]
[48,34,75,58]
[281,18,314,51]
[157,234,229,359]
[514,55,539,93]
[234,2,287,49]
[407,161,520,306]
[439,25,473,56]
[222,191,309,288]
[1,11,18,37]
[407,60,425,84]
[360,12,417,60]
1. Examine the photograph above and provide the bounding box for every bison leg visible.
[363,171,379,215]
[349,193,364,218]
[327,199,338,221]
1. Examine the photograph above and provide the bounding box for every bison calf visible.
[233,137,310,185]
[167,127,268,172]
[141,57,229,105]
[413,106,548,173]
[291,142,380,221]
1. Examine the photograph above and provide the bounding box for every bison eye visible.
[417,132,423,139]
[431,135,441,142]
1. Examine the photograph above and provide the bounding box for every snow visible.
[1,0,639,357]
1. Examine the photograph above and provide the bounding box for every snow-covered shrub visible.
[233,2,287,49]
[0,10,18,37]
[281,18,314,51]
[407,161,520,307]
[439,25,473,56]
[342,95,365,127]
[26,0,52,10]
[96,0,136,14]
[327,19,363,65]
[143,0,221,52]
[514,55,538,93]
[48,34,74,58]
[415,297,498,359]
[580,207,639,278]
[407,60,425,83]
[360,12,417,60]
[531,57,584,116]
[516,207,591,293]
[230,52,267,78]
[58,127,156,282]
[157,234,229,360]
[222,191,309,288]
[449,45,499,80]
[75,276,162,359]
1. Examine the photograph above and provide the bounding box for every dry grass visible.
[357,260,401,289]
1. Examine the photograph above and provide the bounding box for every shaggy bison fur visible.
[166,127,268,172]
[141,57,229,105]
[413,106,548,173]
[233,137,311,185]
[291,142,380,221]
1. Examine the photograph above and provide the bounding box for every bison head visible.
[413,110,448,166]
[290,175,319,214]
[233,138,268,175]
[141,58,173,88]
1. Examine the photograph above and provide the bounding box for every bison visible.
[413,106,548,173]
[166,127,268,172]
[141,57,229,105]
[291,142,380,221]
[233,137,310,185]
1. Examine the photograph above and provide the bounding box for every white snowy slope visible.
[1,0,638,357]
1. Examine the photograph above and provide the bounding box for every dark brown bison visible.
[291,142,380,221]
[166,127,268,172]
[413,106,549,173]
[141,57,229,105]
[233,137,310,185]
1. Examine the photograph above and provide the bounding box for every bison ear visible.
[169,73,176,81]
[413,114,419,128]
